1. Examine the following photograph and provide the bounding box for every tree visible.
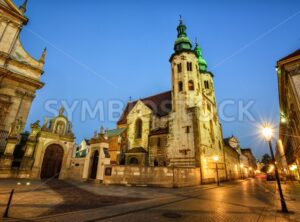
[261,153,272,173]
[261,153,272,165]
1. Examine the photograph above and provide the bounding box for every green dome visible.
[194,43,207,72]
[174,18,192,52]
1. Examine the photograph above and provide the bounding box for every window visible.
[186,126,191,133]
[177,63,182,73]
[188,80,194,91]
[187,62,193,71]
[157,137,161,147]
[210,120,215,141]
[204,80,209,89]
[178,81,183,92]
[135,118,142,139]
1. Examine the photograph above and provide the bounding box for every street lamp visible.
[262,125,288,213]
[213,156,220,186]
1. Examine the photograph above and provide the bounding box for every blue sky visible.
[14,0,300,159]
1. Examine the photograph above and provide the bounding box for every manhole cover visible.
[162,212,182,218]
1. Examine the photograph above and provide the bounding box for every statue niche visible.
[54,121,65,135]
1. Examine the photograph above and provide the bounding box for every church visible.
[116,18,224,178]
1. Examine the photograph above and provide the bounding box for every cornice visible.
[0,67,44,89]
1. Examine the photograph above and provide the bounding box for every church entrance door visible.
[41,144,64,179]
[90,150,99,179]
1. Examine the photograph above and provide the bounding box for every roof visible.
[223,136,238,146]
[107,128,126,137]
[150,127,169,135]
[126,147,148,153]
[241,148,252,153]
[117,91,172,125]
[1,0,24,15]
[277,48,300,64]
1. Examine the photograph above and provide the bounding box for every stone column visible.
[20,139,36,170]
[0,135,18,169]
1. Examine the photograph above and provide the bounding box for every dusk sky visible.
[15,0,300,159]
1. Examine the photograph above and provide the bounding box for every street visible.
[0,178,299,222]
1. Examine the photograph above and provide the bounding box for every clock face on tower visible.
[229,137,239,148]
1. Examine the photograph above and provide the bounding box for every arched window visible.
[177,63,182,73]
[178,81,183,92]
[135,118,142,139]
[187,62,193,71]
[188,80,194,91]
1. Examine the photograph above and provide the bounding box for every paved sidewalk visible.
[1,179,299,222]
[257,181,300,222]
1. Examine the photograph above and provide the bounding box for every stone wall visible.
[64,158,85,181]
[103,165,201,188]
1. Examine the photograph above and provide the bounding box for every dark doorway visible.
[41,144,64,179]
[129,157,139,165]
[90,150,99,179]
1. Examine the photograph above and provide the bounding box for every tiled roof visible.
[278,48,300,63]
[117,91,172,125]
[107,128,126,137]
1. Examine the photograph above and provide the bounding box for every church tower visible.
[168,18,225,182]
[170,17,202,110]
[168,18,203,167]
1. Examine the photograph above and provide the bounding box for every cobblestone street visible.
[0,178,299,222]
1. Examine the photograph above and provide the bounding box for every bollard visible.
[3,189,14,218]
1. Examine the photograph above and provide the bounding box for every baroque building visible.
[277,48,300,180]
[116,19,225,183]
[0,0,45,153]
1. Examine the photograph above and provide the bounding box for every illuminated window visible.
[188,80,194,91]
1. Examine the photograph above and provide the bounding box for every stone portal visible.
[40,144,64,179]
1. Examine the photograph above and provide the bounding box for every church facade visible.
[0,0,45,154]
[116,19,226,182]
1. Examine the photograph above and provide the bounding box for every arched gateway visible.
[41,144,64,179]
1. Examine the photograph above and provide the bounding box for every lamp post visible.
[262,125,288,213]
[213,156,220,186]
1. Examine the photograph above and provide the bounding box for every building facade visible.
[0,0,46,153]
[223,136,242,180]
[277,48,300,180]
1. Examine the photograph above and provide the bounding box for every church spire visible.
[39,48,47,64]
[19,0,28,13]
[174,16,192,52]
[194,39,207,72]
